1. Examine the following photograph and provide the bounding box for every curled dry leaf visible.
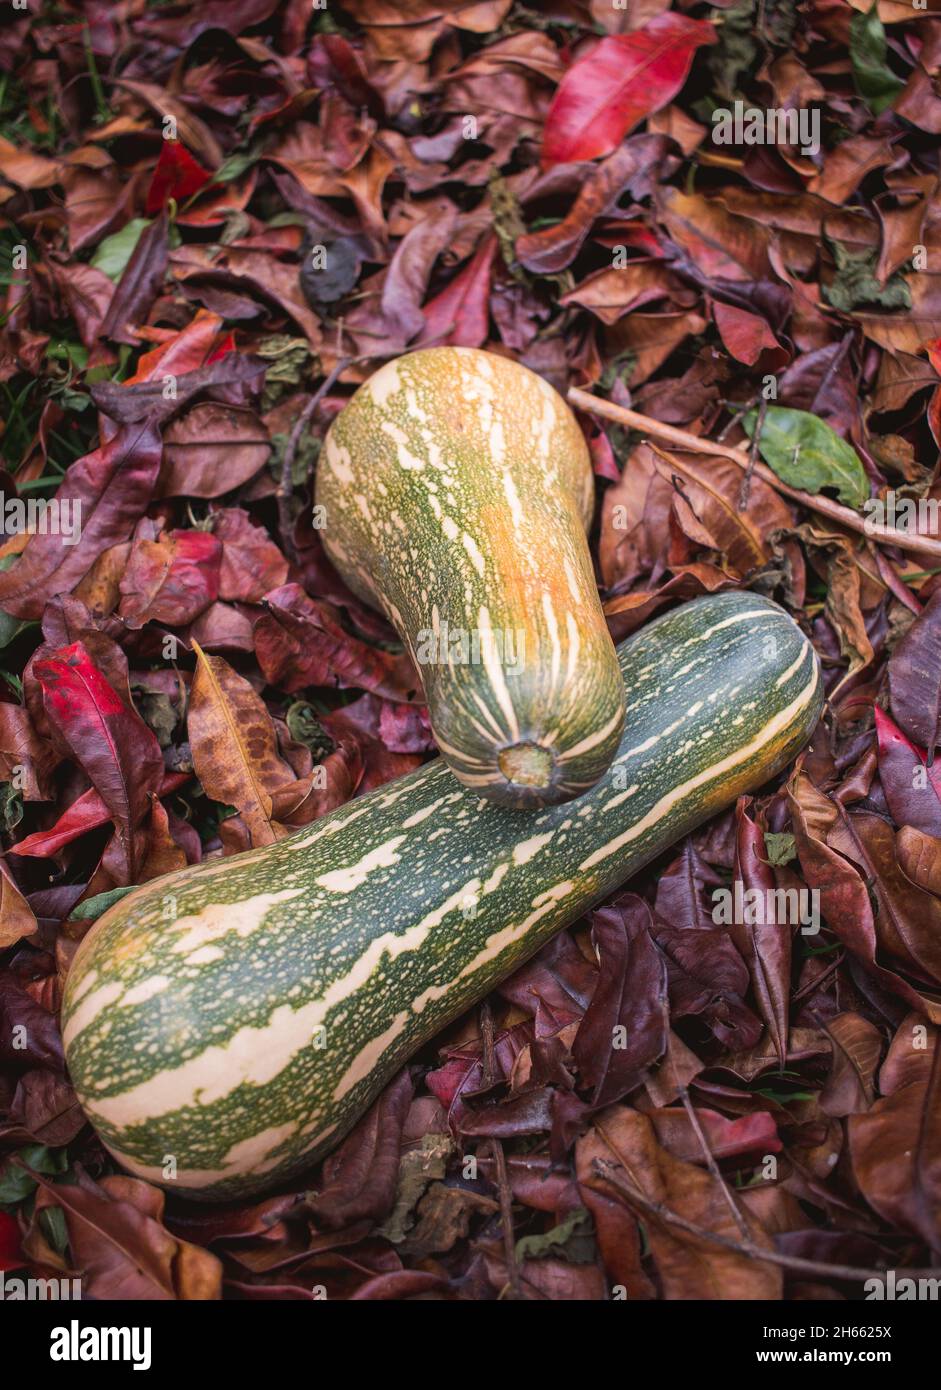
[729,799,790,1069]
[187,642,294,847]
[572,896,668,1107]
[0,860,37,949]
[819,1013,884,1118]
[848,1027,941,1250]
[29,1169,222,1300]
[649,446,793,575]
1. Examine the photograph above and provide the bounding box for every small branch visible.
[489,1139,522,1301]
[480,998,496,1089]
[593,1159,941,1287]
[568,388,941,561]
[478,1000,522,1300]
[738,396,767,511]
[655,995,750,1241]
[677,1082,751,1242]
[277,356,362,559]
[716,392,760,443]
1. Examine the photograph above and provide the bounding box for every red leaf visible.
[415,234,496,349]
[377,699,435,754]
[146,141,213,215]
[32,643,164,881]
[12,773,188,859]
[118,528,222,628]
[12,786,109,858]
[206,330,237,363]
[125,309,223,383]
[0,423,163,620]
[583,420,620,481]
[887,589,941,754]
[0,1210,22,1273]
[320,702,422,794]
[712,300,784,366]
[875,704,941,837]
[541,15,716,167]
[211,508,288,603]
[254,583,421,703]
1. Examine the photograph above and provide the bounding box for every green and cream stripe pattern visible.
[315,347,626,809]
[62,592,822,1201]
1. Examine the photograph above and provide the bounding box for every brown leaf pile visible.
[1,0,941,1302]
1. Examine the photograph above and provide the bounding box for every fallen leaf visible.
[744,406,869,509]
[32,642,164,882]
[541,15,716,166]
[577,1108,782,1299]
[187,643,294,847]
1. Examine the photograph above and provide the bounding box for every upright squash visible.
[62,593,822,1201]
[314,347,624,809]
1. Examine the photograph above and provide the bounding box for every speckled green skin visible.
[314,348,625,808]
[62,593,822,1201]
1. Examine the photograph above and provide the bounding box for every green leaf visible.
[743,406,869,510]
[823,239,911,313]
[1,669,23,699]
[515,1206,596,1265]
[68,885,136,922]
[850,2,905,116]
[764,832,797,867]
[0,1144,67,1206]
[90,218,150,281]
[214,144,264,183]
[41,1205,70,1256]
[286,701,335,759]
[0,609,31,652]
[46,340,89,372]
[0,781,23,834]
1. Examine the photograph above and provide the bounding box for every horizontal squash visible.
[314,347,625,808]
[62,592,822,1201]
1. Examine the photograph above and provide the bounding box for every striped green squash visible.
[62,593,821,1202]
[314,347,625,809]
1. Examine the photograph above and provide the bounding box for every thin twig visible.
[568,387,941,561]
[654,993,750,1241]
[478,1000,522,1300]
[716,391,760,443]
[277,356,362,559]
[593,1159,941,1287]
[738,395,767,510]
[490,1139,522,1300]
[480,998,496,1089]
[676,1081,751,1242]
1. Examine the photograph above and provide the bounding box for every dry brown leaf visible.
[188,641,295,847]
[650,445,793,574]
[577,1108,782,1299]
[0,858,37,948]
